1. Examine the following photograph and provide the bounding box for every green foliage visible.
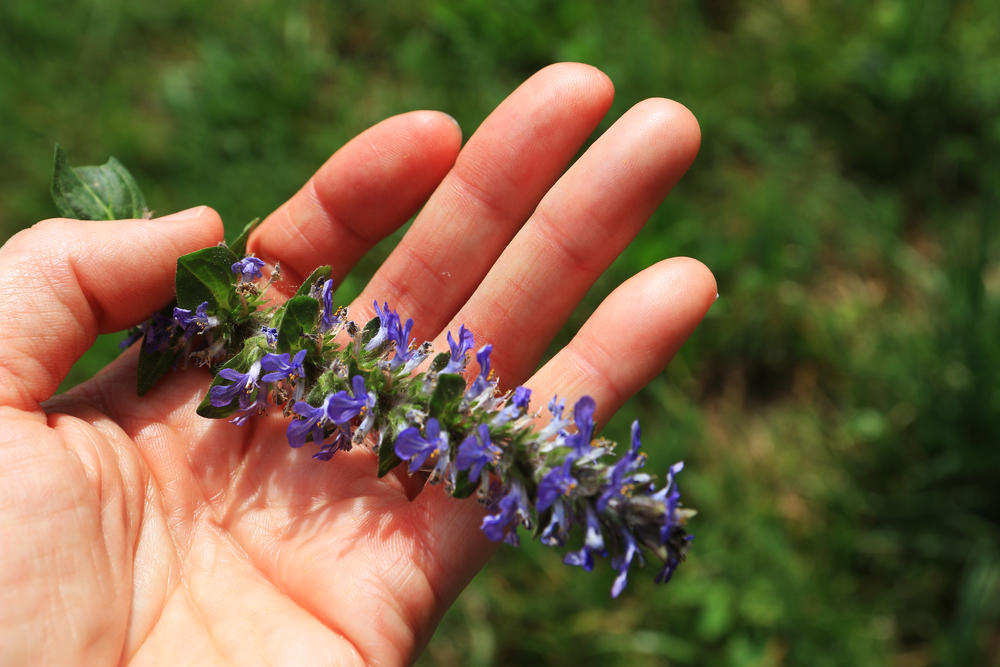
[6,0,1000,664]
[136,331,179,396]
[273,295,319,352]
[50,144,147,220]
[429,374,468,425]
[377,430,403,478]
[175,245,238,310]
[294,265,333,297]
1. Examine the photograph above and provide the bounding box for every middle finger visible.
[439,97,701,386]
[352,63,614,337]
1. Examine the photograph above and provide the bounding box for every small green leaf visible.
[137,345,179,396]
[450,469,479,499]
[175,246,238,310]
[359,316,381,348]
[228,217,261,257]
[136,304,179,395]
[377,429,403,478]
[430,373,468,417]
[294,265,333,298]
[429,352,450,373]
[51,144,147,220]
[274,295,319,352]
[306,368,346,404]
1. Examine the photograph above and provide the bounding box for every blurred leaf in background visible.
[2,0,998,664]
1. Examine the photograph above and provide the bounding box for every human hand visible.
[0,63,715,664]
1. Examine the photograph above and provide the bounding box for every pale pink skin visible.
[0,63,715,665]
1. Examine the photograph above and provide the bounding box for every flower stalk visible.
[130,248,695,597]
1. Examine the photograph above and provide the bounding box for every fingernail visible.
[157,206,206,222]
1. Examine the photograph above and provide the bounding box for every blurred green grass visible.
[3,1,999,664]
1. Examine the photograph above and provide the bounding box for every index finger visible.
[248,111,463,296]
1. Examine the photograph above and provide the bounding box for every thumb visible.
[0,207,223,410]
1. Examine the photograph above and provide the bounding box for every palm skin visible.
[0,64,715,665]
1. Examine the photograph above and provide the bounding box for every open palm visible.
[0,64,715,665]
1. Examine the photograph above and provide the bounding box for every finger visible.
[0,207,224,410]
[528,257,718,415]
[353,63,615,338]
[247,111,463,296]
[414,257,718,602]
[439,98,701,385]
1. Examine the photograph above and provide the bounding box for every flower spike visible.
[131,252,694,597]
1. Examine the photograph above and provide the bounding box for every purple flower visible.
[173,301,217,339]
[610,529,645,598]
[493,386,532,426]
[465,344,493,399]
[287,396,332,448]
[564,396,596,457]
[364,300,398,351]
[563,504,607,572]
[537,395,571,441]
[124,311,174,350]
[287,377,375,453]
[313,430,352,461]
[511,386,531,410]
[317,279,342,332]
[455,424,501,482]
[261,349,307,383]
[232,256,265,282]
[141,311,175,351]
[537,458,578,512]
[209,361,262,409]
[387,315,421,371]
[284,378,372,453]
[654,541,688,585]
[480,480,532,546]
[442,325,474,374]
[540,499,570,547]
[325,375,375,426]
[120,326,144,350]
[230,395,267,426]
[597,421,651,512]
[395,418,450,477]
[651,461,685,543]
[261,326,278,346]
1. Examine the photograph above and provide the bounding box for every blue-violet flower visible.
[231,256,265,282]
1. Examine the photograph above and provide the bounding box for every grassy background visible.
[3,1,999,664]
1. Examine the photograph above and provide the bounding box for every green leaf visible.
[175,246,238,310]
[274,295,319,352]
[359,315,381,348]
[228,217,261,257]
[196,340,264,419]
[377,428,403,478]
[450,469,479,499]
[137,344,179,396]
[306,368,345,404]
[430,373,468,417]
[50,144,147,220]
[347,357,365,380]
[429,352,451,373]
[136,304,179,395]
[294,265,332,298]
